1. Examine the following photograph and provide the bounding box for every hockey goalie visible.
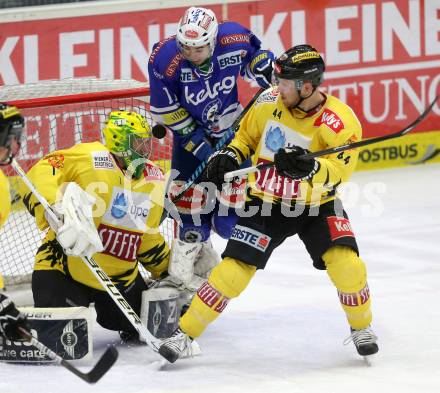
[17,109,214,350]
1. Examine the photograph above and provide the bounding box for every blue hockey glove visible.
[181,127,214,162]
[250,50,275,89]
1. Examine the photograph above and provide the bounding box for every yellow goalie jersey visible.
[230,87,362,205]
[20,141,169,290]
[0,169,11,289]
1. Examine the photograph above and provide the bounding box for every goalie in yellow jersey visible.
[0,103,28,341]
[159,45,379,363]
[20,110,172,341]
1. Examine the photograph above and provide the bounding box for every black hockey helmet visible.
[0,103,24,164]
[274,45,325,88]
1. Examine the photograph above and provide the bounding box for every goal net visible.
[0,78,174,287]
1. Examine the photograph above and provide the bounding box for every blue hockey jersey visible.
[148,21,267,141]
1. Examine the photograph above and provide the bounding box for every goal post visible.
[0,78,174,287]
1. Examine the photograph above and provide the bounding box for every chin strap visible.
[289,88,326,119]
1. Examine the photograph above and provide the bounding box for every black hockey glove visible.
[0,293,28,341]
[203,147,240,190]
[274,146,320,180]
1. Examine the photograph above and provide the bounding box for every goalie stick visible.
[18,327,118,384]
[11,159,168,360]
[224,94,439,180]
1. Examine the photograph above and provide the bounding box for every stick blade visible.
[84,346,119,383]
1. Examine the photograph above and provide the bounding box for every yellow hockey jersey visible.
[0,169,10,229]
[230,87,362,205]
[20,141,169,290]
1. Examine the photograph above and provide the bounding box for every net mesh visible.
[0,78,174,287]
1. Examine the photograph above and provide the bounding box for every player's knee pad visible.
[211,211,239,239]
[323,246,372,329]
[323,246,367,292]
[179,257,256,338]
[209,257,257,299]
[178,220,211,243]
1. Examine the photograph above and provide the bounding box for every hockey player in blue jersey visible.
[148,6,274,294]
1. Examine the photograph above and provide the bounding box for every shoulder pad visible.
[149,37,183,79]
[218,22,252,47]
[314,95,362,135]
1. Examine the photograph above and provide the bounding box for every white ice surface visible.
[1,164,439,393]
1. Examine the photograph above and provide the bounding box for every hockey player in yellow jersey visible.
[20,110,170,338]
[159,45,378,363]
[0,103,28,341]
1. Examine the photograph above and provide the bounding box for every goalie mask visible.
[103,110,153,179]
[0,103,24,165]
[176,7,218,68]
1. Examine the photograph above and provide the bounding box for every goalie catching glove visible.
[45,182,104,258]
[274,146,320,180]
[0,293,28,341]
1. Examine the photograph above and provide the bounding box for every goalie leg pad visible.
[168,238,203,285]
[168,238,221,291]
[140,287,180,340]
[193,239,221,278]
[0,306,93,363]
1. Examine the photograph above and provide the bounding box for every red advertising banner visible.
[1,0,439,139]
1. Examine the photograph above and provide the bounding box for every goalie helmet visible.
[0,103,24,165]
[274,45,325,88]
[176,7,218,56]
[103,110,153,179]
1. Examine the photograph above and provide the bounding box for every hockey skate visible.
[344,326,378,365]
[158,327,194,363]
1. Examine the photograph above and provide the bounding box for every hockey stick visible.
[18,327,118,384]
[11,159,166,358]
[224,93,439,180]
[167,87,265,204]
